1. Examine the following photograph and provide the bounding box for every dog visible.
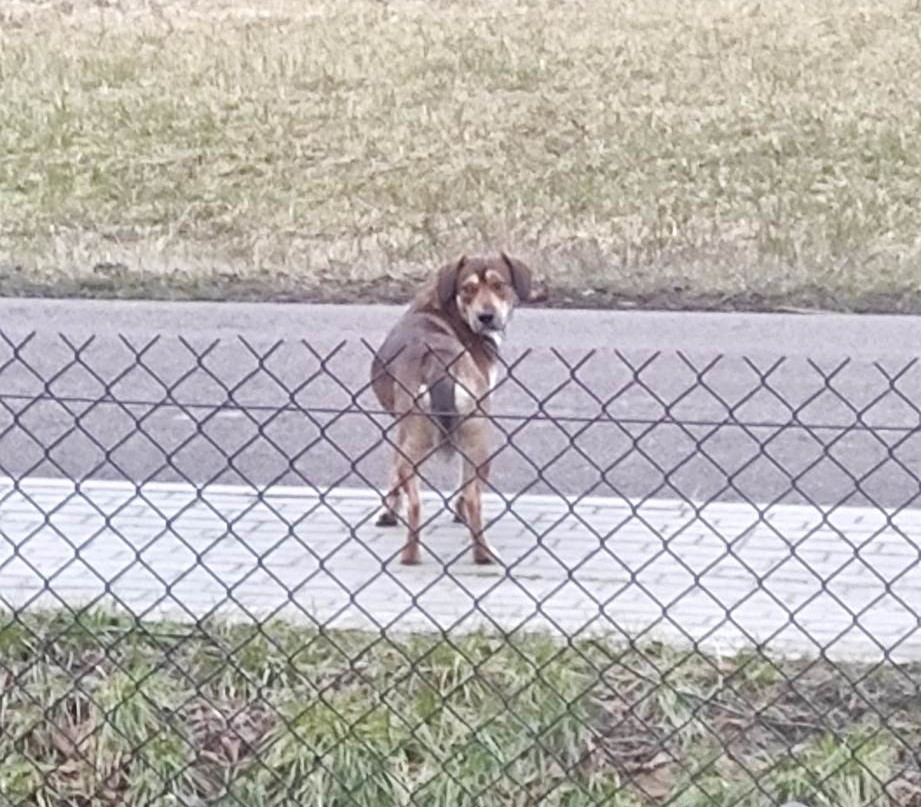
[369,253,532,565]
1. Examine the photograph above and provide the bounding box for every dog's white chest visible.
[488,364,499,392]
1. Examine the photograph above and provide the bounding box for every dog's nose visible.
[478,311,496,326]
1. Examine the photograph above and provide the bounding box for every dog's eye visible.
[490,279,507,292]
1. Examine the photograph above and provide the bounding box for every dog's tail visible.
[417,372,478,438]
[425,375,459,435]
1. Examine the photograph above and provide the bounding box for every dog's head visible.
[436,253,532,342]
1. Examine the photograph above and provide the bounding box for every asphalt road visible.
[2,297,921,510]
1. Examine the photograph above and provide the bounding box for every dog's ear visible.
[437,255,465,308]
[501,252,533,302]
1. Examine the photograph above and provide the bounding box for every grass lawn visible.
[0,608,918,806]
[2,0,921,311]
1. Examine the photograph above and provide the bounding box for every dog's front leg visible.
[452,460,467,524]
[375,454,403,527]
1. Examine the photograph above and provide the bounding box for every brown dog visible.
[369,253,532,565]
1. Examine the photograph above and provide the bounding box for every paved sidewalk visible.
[1,476,919,662]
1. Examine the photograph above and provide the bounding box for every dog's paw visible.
[452,496,467,524]
[473,544,502,565]
[375,508,399,527]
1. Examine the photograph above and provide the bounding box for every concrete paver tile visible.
[2,476,921,662]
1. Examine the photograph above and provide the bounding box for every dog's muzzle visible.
[470,310,507,337]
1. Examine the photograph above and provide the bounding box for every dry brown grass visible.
[2,0,921,309]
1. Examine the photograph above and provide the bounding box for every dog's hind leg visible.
[457,442,497,565]
[393,417,435,565]
[400,463,423,565]
[451,456,489,526]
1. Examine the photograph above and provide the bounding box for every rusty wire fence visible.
[0,329,920,806]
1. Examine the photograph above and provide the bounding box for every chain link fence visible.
[0,329,920,806]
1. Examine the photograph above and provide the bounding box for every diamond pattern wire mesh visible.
[0,329,920,805]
